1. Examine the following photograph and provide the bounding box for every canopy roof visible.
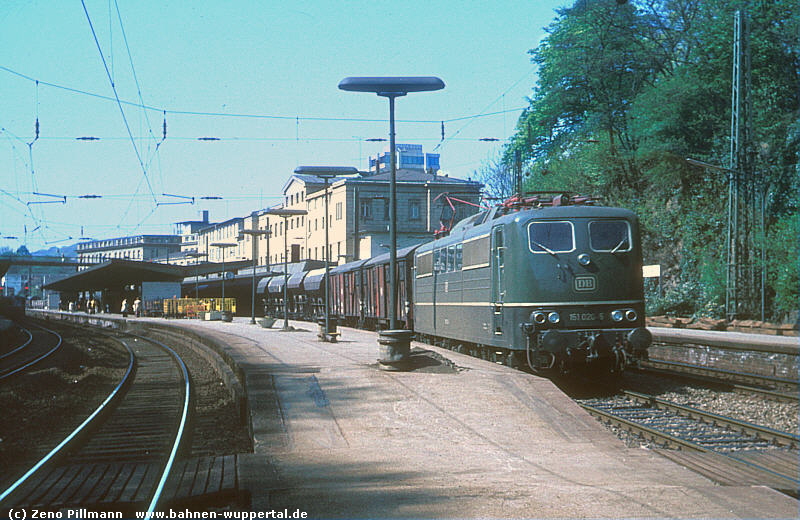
[43,259,186,292]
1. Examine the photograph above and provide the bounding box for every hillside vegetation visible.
[484,0,798,321]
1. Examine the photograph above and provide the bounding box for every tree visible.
[474,152,515,200]
[507,0,799,319]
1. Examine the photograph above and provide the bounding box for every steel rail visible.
[0,326,33,360]
[578,400,703,451]
[622,390,799,449]
[134,333,192,517]
[642,358,798,388]
[634,362,798,403]
[0,336,135,504]
[578,394,800,493]
[0,323,63,380]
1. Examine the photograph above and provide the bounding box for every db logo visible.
[574,275,596,292]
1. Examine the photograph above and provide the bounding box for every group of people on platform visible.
[63,295,142,317]
[120,297,142,317]
[64,296,105,314]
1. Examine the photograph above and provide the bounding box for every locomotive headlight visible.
[547,311,561,324]
[625,309,638,322]
[532,311,547,324]
[577,253,591,266]
[611,310,624,322]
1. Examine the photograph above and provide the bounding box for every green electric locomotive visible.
[413,194,651,377]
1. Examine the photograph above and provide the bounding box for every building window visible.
[383,200,389,220]
[410,200,421,220]
[336,202,342,220]
[360,200,372,220]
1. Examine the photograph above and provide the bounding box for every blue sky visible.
[1,0,567,252]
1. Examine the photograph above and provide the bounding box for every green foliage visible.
[765,213,799,319]
[496,0,800,319]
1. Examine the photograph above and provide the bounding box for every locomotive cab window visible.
[447,245,455,272]
[589,220,631,252]
[527,221,574,253]
[433,249,444,273]
[416,251,433,277]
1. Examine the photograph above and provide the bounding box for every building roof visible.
[282,173,356,194]
[347,169,482,186]
[198,216,245,233]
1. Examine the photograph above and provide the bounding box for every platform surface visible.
[162,316,798,519]
[29,310,800,518]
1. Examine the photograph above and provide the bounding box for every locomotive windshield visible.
[589,220,632,252]
[528,221,574,254]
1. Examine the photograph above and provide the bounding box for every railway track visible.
[638,358,799,402]
[0,321,62,380]
[0,332,191,515]
[578,390,799,497]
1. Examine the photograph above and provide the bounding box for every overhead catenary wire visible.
[113,0,165,181]
[433,68,536,152]
[0,65,527,127]
[80,0,158,207]
[1,62,532,248]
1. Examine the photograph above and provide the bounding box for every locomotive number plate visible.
[574,275,596,292]
[569,312,605,322]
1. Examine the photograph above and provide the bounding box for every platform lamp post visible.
[185,251,208,299]
[339,76,444,368]
[265,208,307,331]
[210,242,237,316]
[294,166,358,340]
[239,227,272,324]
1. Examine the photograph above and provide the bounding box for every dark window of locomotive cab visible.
[416,251,433,277]
[447,245,455,272]
[433,249,443,273]
[589,220,631,252]
[528,221,574,253]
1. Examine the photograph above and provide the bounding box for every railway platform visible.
[26,310,799,518]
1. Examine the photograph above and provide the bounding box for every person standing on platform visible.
[133,296,142,317]
[121,298,128,317]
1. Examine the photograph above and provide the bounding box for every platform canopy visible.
[43,259,187,292]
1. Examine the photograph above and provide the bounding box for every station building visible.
[76,234,182,267]
[190,144,483,270]
[70,145,483,291]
